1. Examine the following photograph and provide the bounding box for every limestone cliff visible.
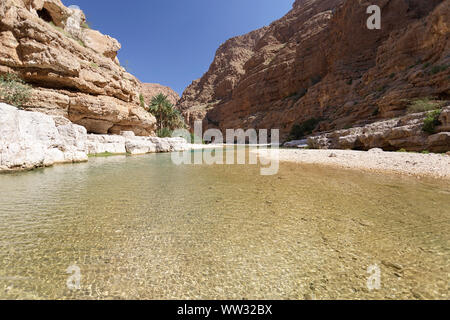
[178,0,449,150]
[0,0,156,136]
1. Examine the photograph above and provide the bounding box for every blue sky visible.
[62,0,294,95]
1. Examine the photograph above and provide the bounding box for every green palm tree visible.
[149,93,170,131]
[164,107,185,130]
[149,93,185,133]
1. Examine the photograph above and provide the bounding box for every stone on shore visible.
[86,133,189,155]
[284,139,308,148]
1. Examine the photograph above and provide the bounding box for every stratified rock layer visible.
[308,106,450,152]
[0,0,156,136]
[178,0,449,151]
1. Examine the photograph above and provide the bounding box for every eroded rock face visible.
[177,27,268,128]
[307,106,450,153]
[0,0,156,136]
[140,83,180,106]
[178,0,449,151]
[0,102,88,171]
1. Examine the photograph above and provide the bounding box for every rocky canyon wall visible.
[0,0,158,136]
[177,0,450,148]
[140,83,180,106]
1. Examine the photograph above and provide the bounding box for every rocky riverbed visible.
[0,103,194,172]
[255,148,450,180]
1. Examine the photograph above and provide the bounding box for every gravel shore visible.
[254,148,450,180]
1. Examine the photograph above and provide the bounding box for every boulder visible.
[86,134,127,154]
[0,102,88,171]
[82,29,121,60]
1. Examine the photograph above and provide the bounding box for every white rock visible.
[0,103,89,171]
[125,138,156,155]
[0,103,196,172]
[86,134,126,154]
[284,139,308,148]
[121,131,136,138]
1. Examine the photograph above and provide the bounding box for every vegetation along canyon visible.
[0,0,449,301]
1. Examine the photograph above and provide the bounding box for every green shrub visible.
[408,98,443,113]
[286,88,307,101]
[397,148,407,153]
[377,85,387,92]
[156,128,173,138]
[372,107,380,116]
[190,133,205,144]
[289,118,321,140]
[423,109,442,134]
[430,65,448,75]
[0,73,32,107]
[81,21,91,29]
[389,73,395,79]
[139,94,145,108]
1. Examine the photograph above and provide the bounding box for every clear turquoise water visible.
[0,149,448,299]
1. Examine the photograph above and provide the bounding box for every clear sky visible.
[62,0,294,95]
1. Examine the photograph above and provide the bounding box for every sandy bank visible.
[254,148,450,180]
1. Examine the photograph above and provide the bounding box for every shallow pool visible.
[0,148,448,299]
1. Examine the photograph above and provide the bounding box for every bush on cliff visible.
[81,21,91,29]
[430,65,448,75]
[156,128,173,138]
[139,94,146,108]
[0,73,32,108]
[423,109,442,134]
[408,98,444,113]
[289,118,320,140]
